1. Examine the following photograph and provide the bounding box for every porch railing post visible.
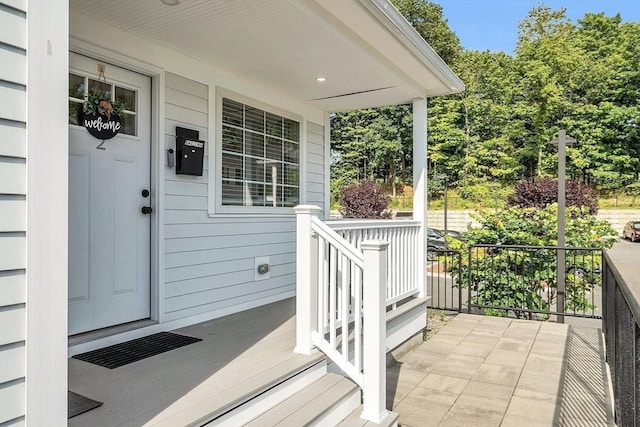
[361,240,389,423]
[293,205,321,355]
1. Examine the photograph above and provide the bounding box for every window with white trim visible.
[220,97,300,208]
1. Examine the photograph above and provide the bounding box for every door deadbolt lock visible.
[141,206,153,215]
[141,189,150,198]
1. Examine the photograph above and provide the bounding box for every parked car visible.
[622,221,640,242]
[436,229,464,241]
[427,228,447,260]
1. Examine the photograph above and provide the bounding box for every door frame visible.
[70,38,166,325]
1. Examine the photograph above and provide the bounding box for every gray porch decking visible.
[68,298,324,426]
[69,299,611,426]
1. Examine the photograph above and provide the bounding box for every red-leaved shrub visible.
[507,177,598,214]
[339,180,391,219]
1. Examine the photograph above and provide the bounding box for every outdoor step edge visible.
[245,373,359,427]
[196,352,327,425]
[338,406,399,427]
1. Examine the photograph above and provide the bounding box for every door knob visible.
[141,206,153,215]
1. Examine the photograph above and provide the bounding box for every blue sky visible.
[435,0,640,54]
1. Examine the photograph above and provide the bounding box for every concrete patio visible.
[387,313,613,427]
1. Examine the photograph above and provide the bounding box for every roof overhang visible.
[69,0,464,112]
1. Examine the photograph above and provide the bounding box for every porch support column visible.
[413,98,428,298]
[293,205,321,355]
[361,240,390,423]
[26,1,69,425]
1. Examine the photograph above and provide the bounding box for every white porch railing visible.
[328,219,421,306]
[294,206,391,423]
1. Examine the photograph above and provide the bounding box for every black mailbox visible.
[176,127,205,176]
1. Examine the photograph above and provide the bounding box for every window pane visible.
[245,131,264,157]
[246,157,264,182]
[88,79,111,98]
[69,74,85,99]
[222,153,244,180]
[283,118,299,142]
[265,161,281,184]
[248,182,266,206]
[283,186,299,207]
[222,125,243,153]
[244,106,264,133]
[115,86,136,111]
[119,112,137,136]
[69,101,83,126]
[220,96,300,209]
[265,113,282,138]
[265,182,278,207]
[283,164,299,186]
[266,137,282,161]
[284,141,299,163]
[222,180,243,205]
[222,98,243,126]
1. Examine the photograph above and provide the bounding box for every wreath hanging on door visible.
[83,66,126,146]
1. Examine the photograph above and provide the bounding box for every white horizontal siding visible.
[163,280,295,321]
[306,121,325,215]
[165,231,294,254]
[165,220,294,238]
[0,305,25,346]
[165,252,293,283]
[0,45,25,86]
[0,5,25,49]
[0,271,25,306]
[165,241,294,268]
[0,5,25,425]
[0,158,25,194]
[0,83,26,123]
[0,379,24,424]
[166,72,207,98]
[0,120,25,158]
[165,103,208,128]
[0,343,24,384]
[166,87,208,112]
[163,73,299,323]
[0,1,25,12]
[0,198,25,232]
[165,194,208,210]
[0,234,25,271]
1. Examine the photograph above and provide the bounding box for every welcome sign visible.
[84,111,122,140]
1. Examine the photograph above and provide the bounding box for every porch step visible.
[243,373,360,427]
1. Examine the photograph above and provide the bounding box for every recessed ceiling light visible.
[316,77,327,82]
[161,0,180,5]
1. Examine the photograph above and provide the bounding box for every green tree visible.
[331,0,461,196]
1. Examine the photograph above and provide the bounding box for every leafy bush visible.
[457,181,512,208]
[508,177,598,214]
[448,205,616,319]
[338,180,391,219]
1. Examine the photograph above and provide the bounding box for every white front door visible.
[68,52,152,335]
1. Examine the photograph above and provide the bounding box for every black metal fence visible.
[427,245,603,320]
[426,249,463,311]
[603,251,640,426]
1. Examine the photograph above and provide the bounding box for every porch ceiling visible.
[69,0,463,112]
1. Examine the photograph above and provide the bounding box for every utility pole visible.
[549,130,576,323]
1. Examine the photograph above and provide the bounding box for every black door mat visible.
[72,332,202,369]
[68,391,103,418]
